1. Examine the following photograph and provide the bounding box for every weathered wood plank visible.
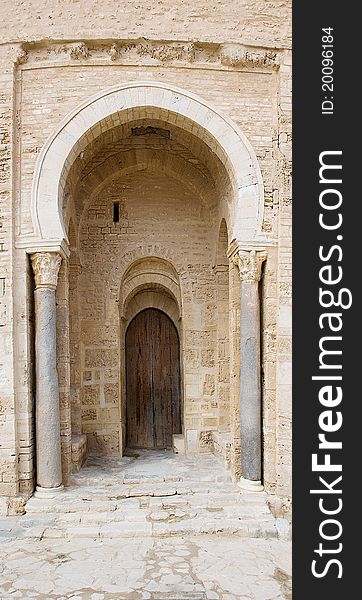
[125,308,181,449]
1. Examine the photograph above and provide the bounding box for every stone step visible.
[26,488,241,507]
[20,506,277,541]
[146,493,269,509]
[25,492,269,516]
[25,498,119,514]
[62,483,238,498]
[48,503,271,527]
[74,474,233,485]
[33,516,277,540]
[7,514,278,540]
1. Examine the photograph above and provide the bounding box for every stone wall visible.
[0,0,292,504]
[0,1,291,48]
[0,46,18,498]
[78,165,219,454]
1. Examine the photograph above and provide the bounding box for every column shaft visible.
[228,245,266,488]
[239,281,261,481]
[34,288,63,489]
[31,252,63,493]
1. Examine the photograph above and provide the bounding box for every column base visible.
[238,477,264,492]
[34,484,64,499]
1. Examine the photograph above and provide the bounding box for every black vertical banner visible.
[293,1,358,598]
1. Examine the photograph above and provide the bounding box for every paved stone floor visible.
[0,451,292,599]
[0,535,291,600]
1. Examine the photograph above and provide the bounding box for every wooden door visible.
[125,308,181,449]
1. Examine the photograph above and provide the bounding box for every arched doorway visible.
[24,81,267,491]
[125,308,182,449]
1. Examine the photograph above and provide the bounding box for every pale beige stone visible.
[0,1,291,526]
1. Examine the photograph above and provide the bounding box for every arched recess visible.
[76,151,218,228]
[118,256,183,452]
[68,219,82,440]
[27,82,265,254]
[120,256,182,319]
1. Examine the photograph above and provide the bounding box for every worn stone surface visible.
[15,451,277,539]
[0,1,292,48]
[0,451,291,598]
[31,254,63,490]
[0,535,291,599]
[231,249,266,482]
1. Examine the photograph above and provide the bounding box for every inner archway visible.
[26,81,265,253]
[125,308,181,449]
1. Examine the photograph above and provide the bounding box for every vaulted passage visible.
[125,309,182,449]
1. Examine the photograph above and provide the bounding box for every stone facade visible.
[0,1,291,515]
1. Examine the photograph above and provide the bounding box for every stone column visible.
[231,247,267,491]
[30,252,63,496]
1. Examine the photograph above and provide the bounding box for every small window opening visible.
[131,126,170,139]
[113,201,120,223]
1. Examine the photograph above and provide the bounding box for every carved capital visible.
[30,252,62,290]
[231,249,267,283]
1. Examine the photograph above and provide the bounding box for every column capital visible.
[230,248,267,283]
[30,252,62,290]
